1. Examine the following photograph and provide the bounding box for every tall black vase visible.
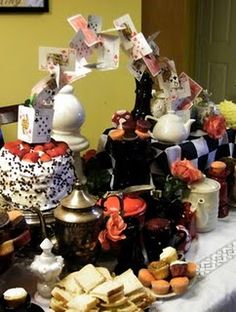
[131,72,153,120]
[105,136,152,190]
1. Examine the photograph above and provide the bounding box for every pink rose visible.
[171,159,203,184]
[203,115,226,139]
[98,212,127,251]
[98,229,110,251]
[106,212,127,242]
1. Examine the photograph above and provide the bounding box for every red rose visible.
[203,115,226,139]
[171,159,203,184]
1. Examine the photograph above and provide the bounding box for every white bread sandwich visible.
[50,297,66,312]
[67,293,98,312]
[114,269,143,296]
[96,267,112,281]
[56,271,83,295]
[51,286,73,305]
[73,264,105,293]
[90,280,124,303]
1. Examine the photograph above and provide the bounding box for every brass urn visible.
[54,180,103,271]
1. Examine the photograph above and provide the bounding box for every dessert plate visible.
[150,275,198,299]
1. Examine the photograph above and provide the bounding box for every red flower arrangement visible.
[203,114,227,139]
[98,211,127,251]
[171,159,203,184]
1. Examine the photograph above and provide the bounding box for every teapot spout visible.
[184,118,195,134]
[196,198,208,228]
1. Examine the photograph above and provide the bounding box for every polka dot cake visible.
[0,139,76,211]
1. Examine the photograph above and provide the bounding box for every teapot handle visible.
[174,224,191,253]
[145,114,158,123]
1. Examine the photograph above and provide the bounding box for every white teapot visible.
[183,177,220,232]
[145,110,195,144]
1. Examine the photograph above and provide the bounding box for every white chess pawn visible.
[30,238,64,305]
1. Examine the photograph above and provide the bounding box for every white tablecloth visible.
[150,210,236,312]
[1,211,236,312]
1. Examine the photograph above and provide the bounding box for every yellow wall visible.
[0,0,141,149]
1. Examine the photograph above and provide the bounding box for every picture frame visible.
[0,0,49,13]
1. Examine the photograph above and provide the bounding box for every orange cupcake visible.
[138,268,156,287]
[186,262,197,278]
[151,280,170,295]
[148,260,169,280]
[108,129,124,140]
[170,277,189,295]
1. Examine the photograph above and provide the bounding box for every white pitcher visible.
[184,177,221,232]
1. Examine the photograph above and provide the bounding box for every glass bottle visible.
[208,161,229,218]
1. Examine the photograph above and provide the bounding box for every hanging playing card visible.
[113,14,137,50]
[97,34,120,70]
[67,14,99,47]
[179,72,203,101]
[130,32,152,61]
[147,31,160,56]
[67,14,88,31]
[31,75,59,107]
[88,15,102,33]
[39,47,76,73]
[157,60,179,96]
[70,30,92,61]
[64,58,92,83]
[127,58,146,81]
[142,53,161,77]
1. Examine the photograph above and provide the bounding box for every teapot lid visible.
[190,177,220,193]
[60,180,96,210]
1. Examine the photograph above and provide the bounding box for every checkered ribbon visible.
[151,129,236,174]
[98,128,236,189]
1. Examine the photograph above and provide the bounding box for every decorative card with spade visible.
[17,105,54,144]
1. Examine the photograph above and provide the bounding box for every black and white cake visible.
[0,139,75,211]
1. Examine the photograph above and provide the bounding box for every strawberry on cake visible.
[0,139,76,211]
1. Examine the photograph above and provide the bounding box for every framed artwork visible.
[0,0,49,12]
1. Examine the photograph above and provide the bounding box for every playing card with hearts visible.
[39,47,76,73]
[18,105,54,144]
[142,53,160,77]
[64,58,92,83]
[179,72,203,101]
[130,32,152,61]
[177,72,191,99]
[113,14,137,50]
[127,58,146,81]
[97,34,120,70]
